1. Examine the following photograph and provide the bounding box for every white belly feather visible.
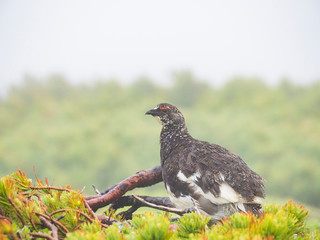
[165,171,264,218]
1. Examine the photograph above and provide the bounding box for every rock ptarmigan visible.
[146,103,265,222]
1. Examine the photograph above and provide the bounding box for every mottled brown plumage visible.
[146,103,265,222]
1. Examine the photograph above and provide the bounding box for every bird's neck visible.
[160,123,191,164]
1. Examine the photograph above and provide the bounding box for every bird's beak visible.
[145,109,156,116]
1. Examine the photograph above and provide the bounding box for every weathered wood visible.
[86,165,162,212]
[109,195,174,219]
[40,217,58,240]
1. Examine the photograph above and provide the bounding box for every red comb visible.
[160,106,170,110]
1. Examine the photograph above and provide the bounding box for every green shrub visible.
[131,212,173,240]
[206,201,310,240]
[0,170,319,239]
[177,211,210,238]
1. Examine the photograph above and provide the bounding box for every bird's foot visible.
[169,217,180,222]
[184,206,198,214]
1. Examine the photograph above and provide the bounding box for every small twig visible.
[191,198,201,215]
[29,232,54,240]
[0,215,12,223]
[51,218,69,235]
[85,184,116,201]
[54,215,65,221]
[80,186,86,194]
[40,216,58,240]
[30,217,39,232]
[17,232,23,240]
[49,209,94,223]
[92,185,101,195]
[74,222,84,231]
[33,193,47,210]
[33,166,41,184]
[110,195,174,210]
[30,186,71,192]
[8,198,25,225]
[84,199,97,220]
[108,195,175,219]
[132,194,185,215]
[34,193,42,202]
[49,209,70,217]
[35,212,69,235]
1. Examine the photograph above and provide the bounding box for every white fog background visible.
[0,0,320,96]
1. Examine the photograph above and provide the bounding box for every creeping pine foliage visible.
[0,170,95,239]
[1,171,320,239]
[177,211,210,238]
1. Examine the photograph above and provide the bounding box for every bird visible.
[145,103,265,222]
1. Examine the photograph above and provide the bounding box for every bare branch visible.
[8,198,25,225]
[92,185,101,195]
[132,194,185,216]
[191,198,201,215]
[29,232,54,240]
[35,212,69,235]
[83,197,98,220]
[40,217,58,240]
[30,186,71,192]
[86,166,162,211]
[49,209,94,223]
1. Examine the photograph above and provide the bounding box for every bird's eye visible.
[160,106,170,110]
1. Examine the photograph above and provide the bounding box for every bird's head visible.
[145,103,185,126]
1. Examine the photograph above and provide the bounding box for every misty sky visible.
[0,0,320,95]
